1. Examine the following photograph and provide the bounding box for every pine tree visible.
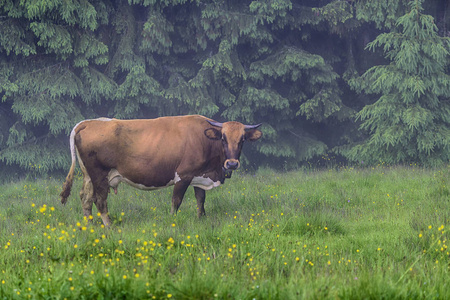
[348,0,450,166]
[355,0,409,29]
[2,0,447,179]
[0,0,113,178]
[183,0,352,166]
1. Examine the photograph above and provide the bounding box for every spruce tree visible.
[0,0,113,179]
[2,0,447,179]
[348,0,450,165]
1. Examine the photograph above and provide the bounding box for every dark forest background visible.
[1,0,449,180]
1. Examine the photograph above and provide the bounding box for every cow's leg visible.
[77,152,97,221]
[92,172,111,227]
[171,180,190,215]
[194,187,206,217]
[80,174,95,220]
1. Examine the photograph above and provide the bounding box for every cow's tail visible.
[60,124,79,205]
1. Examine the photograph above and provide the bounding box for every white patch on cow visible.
[174,172,181,184]
[108,169,179,191]
[190,175,221,190]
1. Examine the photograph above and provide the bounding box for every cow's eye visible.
[222,134,228,144]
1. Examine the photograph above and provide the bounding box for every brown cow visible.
[60,115,262,226]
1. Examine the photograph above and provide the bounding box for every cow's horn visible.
[244,123,262,130]
[207,120,223,127]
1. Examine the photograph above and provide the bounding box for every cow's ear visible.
[205,128,222,140]
[245,129,262,141]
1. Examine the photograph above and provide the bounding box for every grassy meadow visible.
[0,165,449,299]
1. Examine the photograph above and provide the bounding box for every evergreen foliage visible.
[0,0,449,179]
[347,0,450,166]
[0,0,110,177]
[355,0,409,29]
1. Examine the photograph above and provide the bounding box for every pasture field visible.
[0,165,449,299]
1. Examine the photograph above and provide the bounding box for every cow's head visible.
[204,120,262,170]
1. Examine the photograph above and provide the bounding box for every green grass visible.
[0,165,449,299]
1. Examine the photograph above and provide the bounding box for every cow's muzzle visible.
[224,159,240,170]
